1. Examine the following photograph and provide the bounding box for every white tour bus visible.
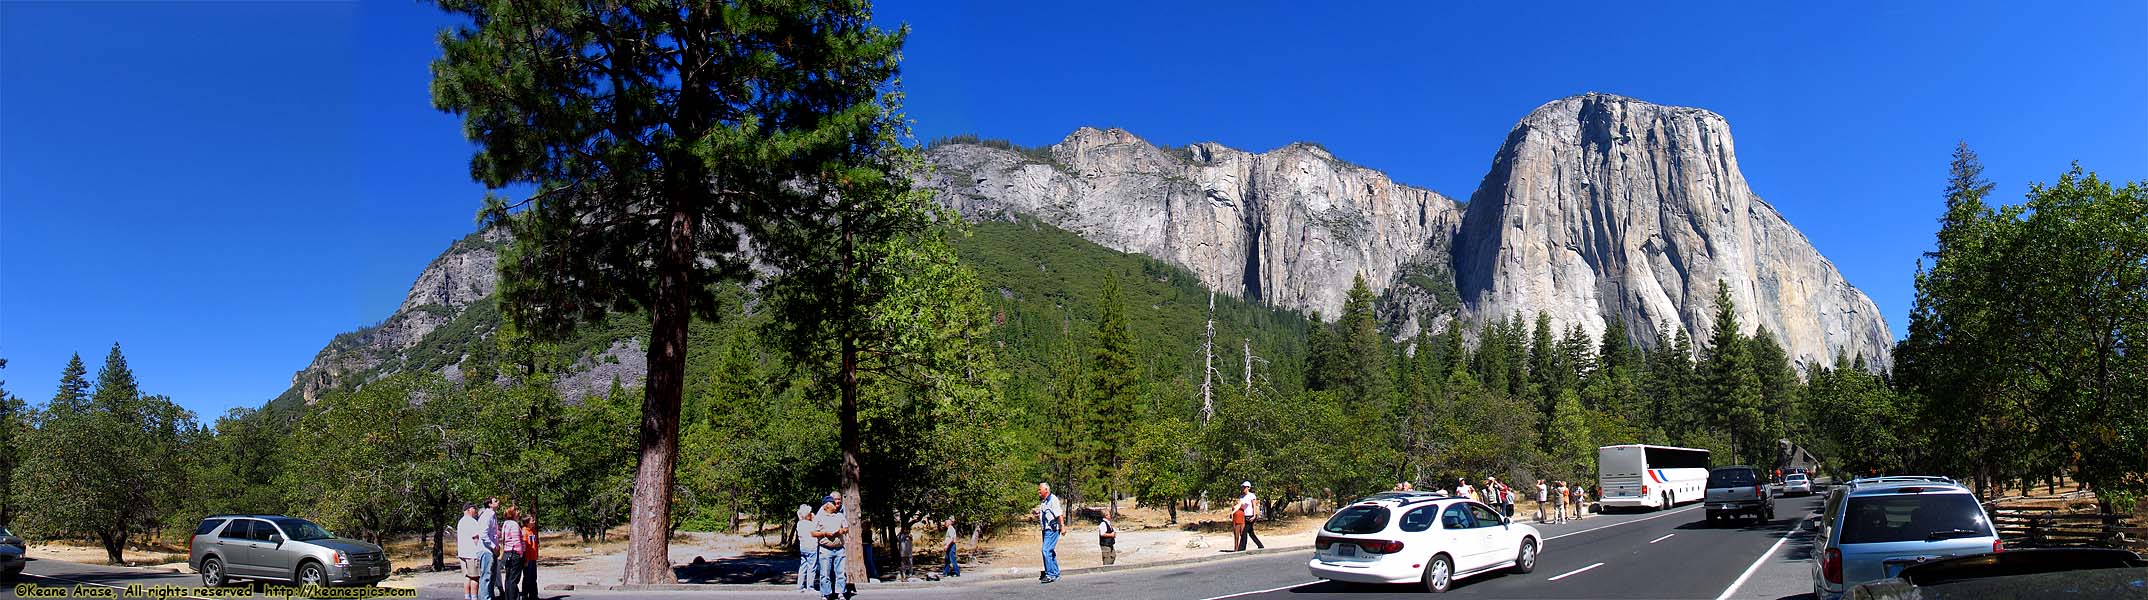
[1596,444,1711,510]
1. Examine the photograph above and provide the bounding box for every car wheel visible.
[202,557,227,587]
[297,561,326,587]
[1422,553,1453,593]
[1510,539,1537,574]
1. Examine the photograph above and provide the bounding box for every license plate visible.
[1337,545,1357,558]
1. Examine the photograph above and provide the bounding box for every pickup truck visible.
[1705,465,1774,525]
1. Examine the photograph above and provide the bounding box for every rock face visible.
[1452,93,1893,371]
[921,128,1466,325]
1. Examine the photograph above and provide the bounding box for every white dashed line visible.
[1546,561,1605,581]
[1713,531,1793,600]
[1546,503,1702,541]
[1649,533,1676,544]
[1196,579,1324,600]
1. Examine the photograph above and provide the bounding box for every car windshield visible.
[1787,475,1808,481]
[1837,493,1992,544]
[272,518,336,541]
[1709,469,1757,487]
[1323,505,1390,535]
[0,528,12,537]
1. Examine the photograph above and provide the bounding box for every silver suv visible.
[1810,479,1999,600]
[188,515,390,588]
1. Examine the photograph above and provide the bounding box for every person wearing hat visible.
[1233,481,1264,551]
[456,503,484,600]
[811,493,850,599]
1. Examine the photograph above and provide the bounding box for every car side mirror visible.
[1502,516,1511,526]
[269,534,283,545]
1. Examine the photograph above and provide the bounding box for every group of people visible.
[795,492,856,599]
[1536,480,1588,524]
[453,497,541,600]
[1393,476,1592,524]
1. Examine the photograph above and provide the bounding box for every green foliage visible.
[17,346,196,565]
[1122,418,1198,522]
[1701,283,1767,465]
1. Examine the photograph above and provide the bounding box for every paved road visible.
[0,493,1826,599]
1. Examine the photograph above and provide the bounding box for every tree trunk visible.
[431,511,448,572]
[624,207,694,584]
[101,529,126,565]
[839,221,869,587]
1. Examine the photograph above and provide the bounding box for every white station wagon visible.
[1308,492,1543,593]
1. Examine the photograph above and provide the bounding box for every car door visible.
[255,520,299,580]
[215,519,261,577]
[1438,504,1480,571]
[1467,503,1510,568]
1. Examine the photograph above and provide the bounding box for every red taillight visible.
[1359,539,1405,554]
[1822,548,1842,584]
[1755,486,1764,498]
[1640,485,1650,495]
[1992,539,2005,554]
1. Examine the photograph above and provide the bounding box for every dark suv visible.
[187,515,390,588]
[1704,466,1775,524]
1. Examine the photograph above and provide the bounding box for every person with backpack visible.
[1098,511,1119,565]
[1552,482,1568,523]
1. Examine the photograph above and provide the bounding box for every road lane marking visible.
[1712,531,1793,600]
[1648,533,1676,544]
[1546,561,1605,581]
[1196,579,1323,600]
[1546,503,1701,541]
[22,572,218,600]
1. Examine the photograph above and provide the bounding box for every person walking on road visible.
[939,517,961,578]
[1034,483,1064,584]
[1098,511,1119,565]
[1235,481,1265,551]
[456,504,483,600]
[499,507,527,600]
[797,505,819,592]
[812,493,851,599]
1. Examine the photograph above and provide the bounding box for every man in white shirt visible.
[1034,482,1064,583]
[1235,481,1264,551]
[1535,480,1549,523]
[456,504,483,600]
[1456,478,1474,503]
[810,493,849,600]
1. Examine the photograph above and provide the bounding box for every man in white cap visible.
[1233,481,1264,551]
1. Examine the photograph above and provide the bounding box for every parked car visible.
[1809,479,2001,600]
[188,515,390,588]
[1845,548,2147,600]
[1705,465,1775,525]
[0,528,23,553]
[1307,492,1542,593]
[0,542,20,581]
[1783,473,1815,496]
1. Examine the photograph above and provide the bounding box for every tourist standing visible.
[1535,480,1549,523]
[478,497,501,600]
[939,517,960,578]
[1455,478,1474,503]
[1098,511,1118,565]
[1552,482,1567,523]
[519,512,541,600]
[812,493,850,600]
[797,505,818,592]
[1034,483,1064,584]
[456,504,483,600]
[499,507,527,600]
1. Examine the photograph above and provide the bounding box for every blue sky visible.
[3,0,2142,418]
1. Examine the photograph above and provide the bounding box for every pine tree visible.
[1701,283,1765,465]
[429,0,909,582]
[1088,275,1139,516]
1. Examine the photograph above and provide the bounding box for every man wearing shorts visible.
[455,503,483,600]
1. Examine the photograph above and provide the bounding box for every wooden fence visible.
[1988,507,2148,550]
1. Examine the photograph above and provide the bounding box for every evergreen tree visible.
[19,345,195,564]
[1746,327,1797,452]
[429,0,909,582]
[1088,275,1139,515]
[1701,283,1765,465]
